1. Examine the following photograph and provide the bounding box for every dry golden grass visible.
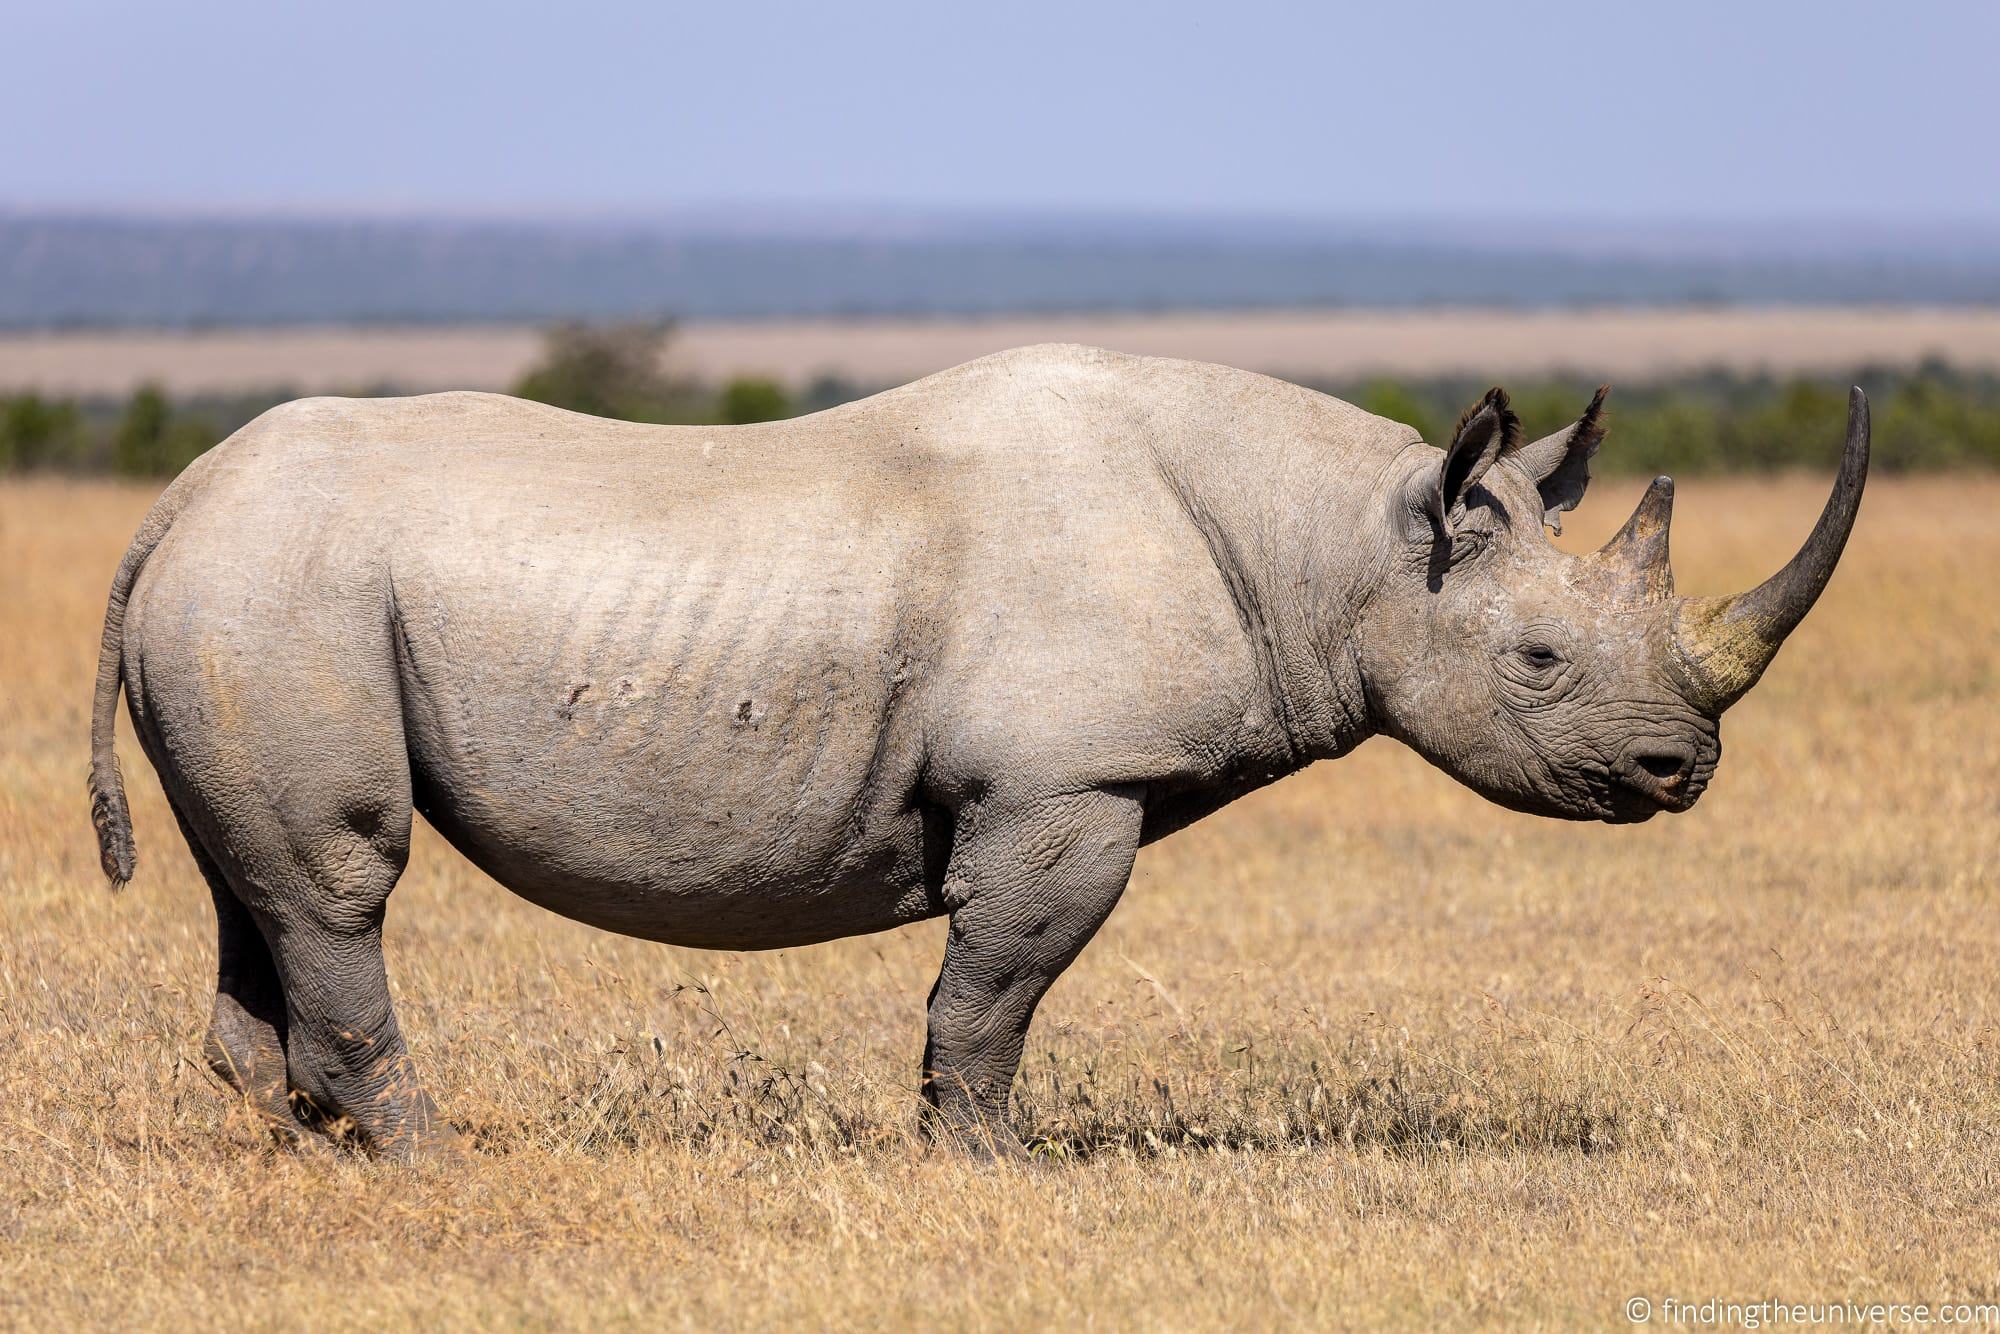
[1,472,1996,1329]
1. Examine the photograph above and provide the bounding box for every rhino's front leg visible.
[921,785,1144,1157]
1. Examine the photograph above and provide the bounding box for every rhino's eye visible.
[1449,529,1490,564]
[1518,643,1562,670]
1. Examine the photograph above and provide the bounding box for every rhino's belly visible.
[404,672,946,948]
[414,764,944,949]
[389,526,945,949]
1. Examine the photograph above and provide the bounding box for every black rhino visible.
[88,345,1867,1157]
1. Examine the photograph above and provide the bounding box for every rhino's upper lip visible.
[1599,773,1704,822]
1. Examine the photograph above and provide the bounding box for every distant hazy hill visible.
[4,211,1998,327]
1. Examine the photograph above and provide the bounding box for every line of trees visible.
[3,323,1998,476]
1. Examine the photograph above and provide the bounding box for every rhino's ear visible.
[1433,388,1518,526]
[1507,385,1608,535]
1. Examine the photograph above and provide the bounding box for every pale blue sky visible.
[4,0,1995,222]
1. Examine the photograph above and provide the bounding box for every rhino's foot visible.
[202,1016,296,1123]
[294,1090,463,1162]
[918,1098,1031,1163]
[278,1013,455,1162]
[204,1042,315,1151]
[930,1131,1032,1164]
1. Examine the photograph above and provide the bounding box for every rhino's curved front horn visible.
[1672,387,1871,712]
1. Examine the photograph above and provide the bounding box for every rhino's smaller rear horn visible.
[1593,475,1675,604]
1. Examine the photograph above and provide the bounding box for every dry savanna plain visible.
[1,465,1997,1328]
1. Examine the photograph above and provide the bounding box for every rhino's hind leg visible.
[132,608,453,1158]
[920,787,1144,1157]
[169,805,300,1141]
[174,785,451,1158]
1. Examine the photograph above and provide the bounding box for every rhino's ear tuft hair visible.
[1508,384,1609,535]
[1434,387,1518,526]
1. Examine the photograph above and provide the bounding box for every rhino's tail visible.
[89,456,216,889]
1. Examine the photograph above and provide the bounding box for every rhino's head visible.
[1354,385,1868,823]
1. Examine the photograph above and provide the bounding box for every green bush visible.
[112,384,173,475]
[718,377,793,425]
[511,321,701,423]
[0,394,82,470]
[111,384,218,477]
[1351,379,1440,444]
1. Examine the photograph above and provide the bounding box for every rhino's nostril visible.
[1637,753,1683,781]
[1629,743,1695,789]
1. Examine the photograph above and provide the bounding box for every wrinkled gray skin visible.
[87,345,1868,1158]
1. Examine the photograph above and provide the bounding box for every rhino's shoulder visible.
[890,342,1134,399]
